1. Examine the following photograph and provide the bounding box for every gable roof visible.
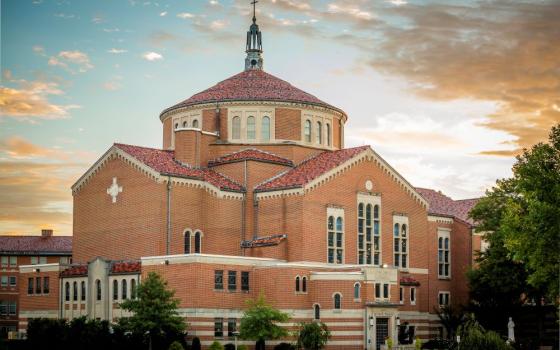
[208,148,294,167]
[255,146,370,192]
[415,187,479,225]
[0,235,72,255]
[160,69,344,117]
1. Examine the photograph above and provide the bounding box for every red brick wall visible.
[162,117,172,150]
[275,108,301,141]
[175,129,199,165]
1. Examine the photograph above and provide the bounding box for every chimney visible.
[41,229,53,237]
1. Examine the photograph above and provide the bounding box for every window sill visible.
[354,298,361,303]
[410,302,416,306]
[438,277,451,281]
[333,309,342,313]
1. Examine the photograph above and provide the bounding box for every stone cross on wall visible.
[107,177,123,203]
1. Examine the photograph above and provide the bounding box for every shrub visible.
[237,345,249,350]
[274,343,295,350]
[169,341,185,350]
[296,322,331,350]
[460,328,513,350]
[191,337,201,350]
[209,341,224,350]
[224,344,236,350]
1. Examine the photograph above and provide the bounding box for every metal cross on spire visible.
[251,0,258,22]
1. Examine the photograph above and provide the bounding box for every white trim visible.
[437,229,451,279]
[310,272,363,281]
[327,208,345,264]
[255,187,304,199]
[428,215,454,224]
[19,263,62,273]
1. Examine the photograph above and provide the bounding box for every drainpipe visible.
[166,176,172,255]
[253,192,258,239]
[241,160,247,255]
[215,104,221,137]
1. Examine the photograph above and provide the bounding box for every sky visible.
[1,0,558,236]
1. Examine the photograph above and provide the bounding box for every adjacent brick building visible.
[16,12,484,350]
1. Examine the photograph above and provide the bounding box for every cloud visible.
[209,19,228,30]
[32,45,46,56]
[91,15,104,24]
[177,12,195,19]
[102,76,123,91]
[54,13,76,19]
[107,48,127,54]
[327,3,374,21]
[0,74,80,120]
[160,11,167,16]
[48,50,94,73]
[103,28,120,33]
[142,51,163,61]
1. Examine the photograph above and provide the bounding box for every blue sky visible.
[1,0,558,234]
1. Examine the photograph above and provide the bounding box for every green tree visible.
[470,124,560,301]
[239,293,290,349]
[434,304,464,340]
[118,272,186,350]
[296,322,330,350]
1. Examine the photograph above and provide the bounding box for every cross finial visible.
[251,0,258,22]
[107,177,123,203]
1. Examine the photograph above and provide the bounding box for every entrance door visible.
[375,318,389,350]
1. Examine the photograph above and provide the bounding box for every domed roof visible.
[160,69,344,117]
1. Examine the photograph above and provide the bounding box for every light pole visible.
[232,331,240,350]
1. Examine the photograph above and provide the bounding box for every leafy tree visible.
[168,341,184,350]
[239,293,290,350]
[434,305,464,340]
[26,318,68,350]
[296,322,331,350]
[209,341,224,350]
[118,272,186,350]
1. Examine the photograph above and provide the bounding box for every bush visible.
[209,341,224,350]
[297,322,331,350]
[274,342,295,350]
[224,344,236,350]
[237,345,249,350]
[169,341,185,350]
[191,337,201,350]
[460,328,513,350]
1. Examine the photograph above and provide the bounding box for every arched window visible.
[326,123,331,146]
[73,281,78,301]
[182,121,187,128]
[394,222,407,268]
[65,282,70,301]
[194,232,201,253]
[302,276,307,293]
[96,279,101,301]
[81,281,86,301]
[122,279,127,300]
[304,120,311,142]
[184,231,191,254]
[232,116,241,140]
[131,279,136,299]
[314,304,320,320]
[113,280,118,300]
[316,121,322,144]
[174,122,179,130]
[336,217,343,264]
[295,276,300,292]
[334,293,341,310]
[354,283,360,299]
[247,116,256,139]
[261,116,270,141]
[192,119,199,128]
[373,205,380,265]
[401,224,408,268]
[328,215,344,264]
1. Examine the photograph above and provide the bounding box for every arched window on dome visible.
[247,116,256,139]
[194,231,202,253]
[261,116,270,141]
[316,121,322,144]
[326,123,331,147]
[192,119,199,129]
[232,117,241,140]
[184,231,191,254]
[304,120,312,143]
[182,121,188,128]
[174,122,179,130]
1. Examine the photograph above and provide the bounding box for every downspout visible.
[215,104,221,137]
[241,160,247,255]
[166,176,172,255]
[253,192,258,239]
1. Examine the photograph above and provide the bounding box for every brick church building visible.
[16,9,483,350]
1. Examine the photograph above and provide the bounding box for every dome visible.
[160,69,344,117]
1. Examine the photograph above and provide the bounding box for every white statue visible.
[507,317,515,343]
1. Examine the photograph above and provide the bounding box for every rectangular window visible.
[393,218,408,268]
[35,277,41,294]
[241,271,249,291]
[383,284,389,299]
[30,257,38,265]
[214,270,223,290]
[399,287,404,304]
[1,256,8,267]
[39,256,47,264]
[9,302,16,316]
[410,287,416,305]
[214,317,224,337]
[9,276,16,287]
[9,256,17,267]
[357,197,381,266]
[375,283,380,299]
[438,292,450,307]
[438,230,451,278]
[28,278,33,294]
[0,302,6,316]
[43,277,49,294]
[60,257,70,264]
[227,318,237,338]
[327,208,344,264]
[0,276,7,287]
[228,271,237,291]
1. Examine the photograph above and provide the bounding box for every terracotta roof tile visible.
[60,264,88,277]
[111,260,141,274]
[114,143,244,192]
[415,188,479,225]
[255,146,370,192]
[208,148,293,167]
[0,236,72,255]
[161,70,343,116]
[400,276,421,286]
[241,234,287,248]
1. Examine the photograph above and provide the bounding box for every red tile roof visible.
[255,146,370,192]
[415,188,479,225]
[400,276,421,286]
[161,70,343,116]
[114,143,244,192]
[0,236,72,255]
[208,148,294,167]
[111,260,141,274]
[60,264,88,277]
[241,234,287,248]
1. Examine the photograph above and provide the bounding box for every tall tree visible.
[118,272,186,350]
[239,293,289,350]
[296,321,331,350]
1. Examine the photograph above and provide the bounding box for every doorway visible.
[375,317,389,350]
